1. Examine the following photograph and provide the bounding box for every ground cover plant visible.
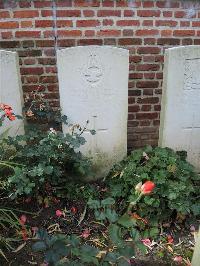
[0,101,199,265]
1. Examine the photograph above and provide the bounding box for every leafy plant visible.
[32,227,138,266]
[106,146,200,227]
[88,197,118,223]
[5,124,93,198]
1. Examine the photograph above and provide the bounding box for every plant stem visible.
[127,193,143,213]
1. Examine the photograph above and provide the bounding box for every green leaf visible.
[108,224,123,246]
[101,197,115,206]
[105,208,118,223]
[130,228,140,241]
[32,241,47,252]
[118,214,136,228]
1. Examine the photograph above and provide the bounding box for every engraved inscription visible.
[184,58,200,90]
[84,54,103,84]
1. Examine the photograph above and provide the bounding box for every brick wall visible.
[0,0,200,150]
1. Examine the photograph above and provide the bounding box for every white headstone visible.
[57,46,129,179]
[159,46,200,171]
[0,50,24,136]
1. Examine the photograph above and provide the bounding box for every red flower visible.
[8,115,16,121]
[19,215,27,226]
[167,235,174,244]
[141,181,155,195]
[21,228,28,241]
[71,207,77,214]
[56,210,63,217]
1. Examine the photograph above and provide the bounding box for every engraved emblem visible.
[84,54,103,84]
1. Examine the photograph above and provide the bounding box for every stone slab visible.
[159,46,200,171]
[57,46,129,179]
[0,50,24,136]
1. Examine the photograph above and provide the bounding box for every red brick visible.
[102,0,114,7]
[36,40,55,47]
[74,0,100,7]
[161,30,172,37]
[57,39,75,47]
[118,38,142,45]
[0,41,20,48]
[142,20,153,26]
[24,58,36,65]
[25,76,39,84]
[180,21,190,27]
[39,76,58,83]
[174,11,187,18]
[103,19,114,26]
[144,38,156,45]
[136,112,158,120]
[77,39,103,45]
[14,10,39,18]
[123,29,133,36]
[129,56,142,63]
[136,29,159,36]
[137,10,160,17]
[155,20,177,27]
[154,105,161,111]
[16,31,41,38]
[192,21,200,27]
[41,10,53,17]
[137,47,160,54]
[56,0,72,7]
[56,20,73,27]
[128,89,141,96]
[35,20,53,28]
[22,85,46,92]
[141,105,151,111]
[38,58,56,65]
[34,1,52,8]
[143,55,154,62]
[83,10,95,17]
[137,97,159,104]
[97,30,121,37]
[0,21,19,29]
[20,67,44,75]
[0,11,10,18]
[124,10,134,17]
[44,30,55,38]
[56,10,81,17]
[129,73,143,79]
[156,1,179,8]
[21,21,33,28]
[1,31,12,39]
[76,20,100,27]
[104,39,116,45]
[19,1,32,8]
[116,20,140,26]
[136,64,160,71]
[143,1,154,7]
[173,30,195,37]
[182,39,193,45]
[97,10,121,17]
[85,30,95,37]
[22,40,34,47]
[45,67,56,75]
[157,38,180,45]
[163,11,172,17]
[129,105,140,112]
[57,30,82,37]
[136,81,159,88]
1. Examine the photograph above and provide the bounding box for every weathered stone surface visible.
[159,46,200,171]
[0,50,24,136]
[57,46,129,179]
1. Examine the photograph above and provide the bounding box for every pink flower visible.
[141,238,152,247]
[56,210,63,217]
[19,215,27,226]
[81,229,90,239]
[167,235,174,244]
[173,256,183,263]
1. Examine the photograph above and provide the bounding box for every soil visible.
[0,195,197,266]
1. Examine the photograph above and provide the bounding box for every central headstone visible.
[159,46,200,171]
[0,50,24,136]
[57,46,129,179]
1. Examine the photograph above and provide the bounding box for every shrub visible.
[4,124,93,199]
[105,146,200,225]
